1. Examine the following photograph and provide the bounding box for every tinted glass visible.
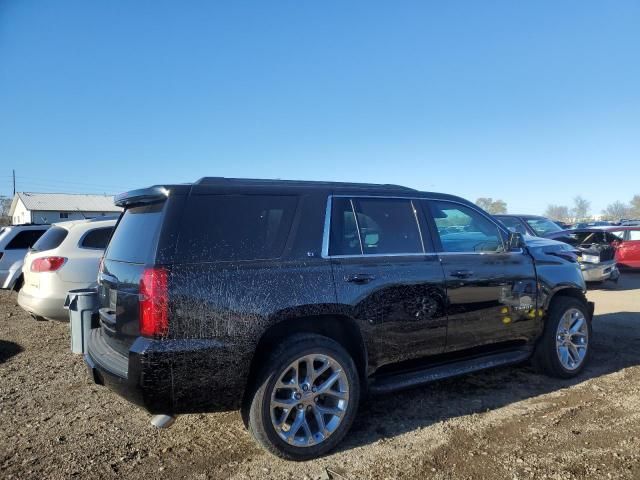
[5,229,47,250]
[496,216,528,235]
[32,226,68,251]
[178,195,297,262]
[428,201,504,253]
[525,218,562,236]
[629,230,640,241]
[80,227,114,249]
[329,198,361,256]
[351,198,423,254]
[105,204,163,264]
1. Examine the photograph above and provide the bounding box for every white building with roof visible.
[9,192,122,225]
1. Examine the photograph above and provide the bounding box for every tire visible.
[246,333,360,460]
[532,296,592,378]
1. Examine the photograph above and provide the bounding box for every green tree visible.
[475,197,507,214]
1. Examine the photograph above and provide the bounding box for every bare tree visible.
[475,197,507,214]
[544,204,570,223]
[601,201,631,222]
[0,195,12,226]
[630,194,640,218]
[572,196,590,221]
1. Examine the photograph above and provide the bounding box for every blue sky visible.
[1,1,638,215]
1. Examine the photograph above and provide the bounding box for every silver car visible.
[0,224,50,290]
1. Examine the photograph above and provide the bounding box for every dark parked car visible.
[86,178,593,460]
[495,215,619,283]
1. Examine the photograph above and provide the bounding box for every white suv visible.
[18,217,116,321]
[0,224,50,290]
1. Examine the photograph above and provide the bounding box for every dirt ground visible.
[1,275,640,480]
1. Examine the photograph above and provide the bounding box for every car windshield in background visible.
[526,218,563,236]
[105,203,164,264]
[496,216,528,235]
[31,226,68,252]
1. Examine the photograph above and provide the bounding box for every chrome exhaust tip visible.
[150,414,176,429]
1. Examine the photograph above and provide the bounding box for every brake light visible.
[31,256,67,272]
[139,267,169,338]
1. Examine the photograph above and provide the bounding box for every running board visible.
[369,349,531,395]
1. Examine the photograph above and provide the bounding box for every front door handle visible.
[345,273,376,284]
[450,270,474,279]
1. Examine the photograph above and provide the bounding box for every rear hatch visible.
[98,189,170,356]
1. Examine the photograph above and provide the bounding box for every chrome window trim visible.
[349,198,365,255]
[321,194,522,259]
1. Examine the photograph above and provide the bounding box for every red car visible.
[604,227,640,269]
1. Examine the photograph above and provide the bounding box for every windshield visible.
[526,218,563,236]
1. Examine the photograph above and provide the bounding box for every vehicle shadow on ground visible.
[338,309,640,454]
[589,270,640,292]
[0,340,23,364]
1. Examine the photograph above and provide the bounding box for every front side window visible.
[427,201,504,253]
[329,197,423,255]
[525,218,563,236]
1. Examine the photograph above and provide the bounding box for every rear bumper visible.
[580,260,619,283]
[18,288,68,321]
[85,328,247,414]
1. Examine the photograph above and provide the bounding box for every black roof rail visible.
[194,177,416,191]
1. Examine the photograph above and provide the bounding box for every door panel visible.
[439,252,539,351]
[333,255,447,371]
[617,230,640,268]
[423,199,539,353]
[328,196,447,372]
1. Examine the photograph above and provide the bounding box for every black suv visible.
[86,178,593,460]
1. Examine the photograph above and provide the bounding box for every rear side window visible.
[32,226,68,251]
[177,195,297,263]
[5,229,47,250]
[629,230,640,241]
[329,197,424,255]
[80,227,114,249]
[106,204,163,264]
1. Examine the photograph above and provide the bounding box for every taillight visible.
[139,267,169,338]
[31,256,67,272]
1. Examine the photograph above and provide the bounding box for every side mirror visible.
[508,231,526,251]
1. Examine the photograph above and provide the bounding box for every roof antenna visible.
[75,208,87,219]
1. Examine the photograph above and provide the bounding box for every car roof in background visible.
[494,214,546,220]
[51,217,118,230]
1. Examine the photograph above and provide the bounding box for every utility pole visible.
[12,169,15,196]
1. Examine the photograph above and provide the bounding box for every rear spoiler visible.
[114,186,169,208]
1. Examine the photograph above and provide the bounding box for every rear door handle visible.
[450,270,474,279]
[345,273,376,284]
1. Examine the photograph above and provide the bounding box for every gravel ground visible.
[1,274,640,480]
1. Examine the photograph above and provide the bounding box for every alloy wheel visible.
[270,353,349,447]
[556,308,589,371]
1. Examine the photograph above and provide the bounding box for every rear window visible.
[80,227,114,249]
[105,204,163,263]
[177,194,298,263]
[32,226,68,251]
[5,229,48,250]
